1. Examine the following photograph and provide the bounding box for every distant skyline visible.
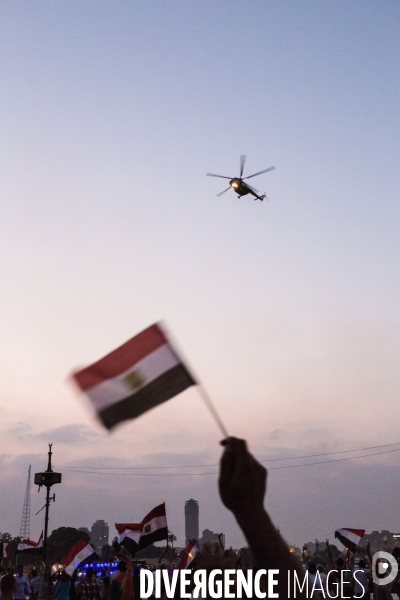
[90,519,109,550]
[185,498,199,544]
[1,1,400,548]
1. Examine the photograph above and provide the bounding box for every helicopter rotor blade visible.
[216,187,231,197]
[243,166,275,180]
[206,173,232,179]
[240,155,246,178]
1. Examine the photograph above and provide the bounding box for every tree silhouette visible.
[167,531,177,550]
[47,527,91,564]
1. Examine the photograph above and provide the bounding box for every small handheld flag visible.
[62,539,99,575]
[71,322,228,435]
[178,539,198,569]
[16,532,43,554]
[71,323,196,430]
[334,528,365,553]
[1,542,9,559]
[115,502,168,555]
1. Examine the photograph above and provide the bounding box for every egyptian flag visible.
[0,542,9,558]
[335,528,365,553]
[16,532,43,554]
[116,502,168,555]
[71,324,196,430]
[178,540,198,569]
[62,539,99,576]
[113,523,141,555]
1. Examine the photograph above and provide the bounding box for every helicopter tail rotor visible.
[252,190,267,201]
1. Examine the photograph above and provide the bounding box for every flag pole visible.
[158,321,229,439]
[196,384,229,439]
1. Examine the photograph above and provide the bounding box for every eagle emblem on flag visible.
[144,524,152,534]
[124,369,145,391]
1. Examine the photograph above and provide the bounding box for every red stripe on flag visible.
[115,523,141,535]
[21,533,42,548]
[342,528,365,537]
[116,503,166,534]
[141,502,166,525]
[72,324,167,391]
[62,539,89,567]
[21,541,38,547]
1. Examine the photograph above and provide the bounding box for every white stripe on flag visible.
[64,544,95,576]
[141,514,168,534]
[339,529,363,546]
[86,343,180,411]
[17,535,43,552]
[187,545,198,567]
[118,529,141,545]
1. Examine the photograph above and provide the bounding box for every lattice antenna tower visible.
[20,465,31,540]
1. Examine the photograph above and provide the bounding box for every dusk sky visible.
[1,1,400,550]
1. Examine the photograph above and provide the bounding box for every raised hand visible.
[219,437,266,517]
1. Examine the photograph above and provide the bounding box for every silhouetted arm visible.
[326,539,334,565]
[219,437,311,600]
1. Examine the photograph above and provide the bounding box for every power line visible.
[55,446,400,476]
[264,441,400,462]
[268,446,400,470]
[54,440,400,471]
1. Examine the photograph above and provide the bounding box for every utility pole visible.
[34,444,62,564]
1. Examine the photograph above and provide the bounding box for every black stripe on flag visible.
[138,526,168,551]
[117,536,138,556]
[99,364,195,430]
[16,546,43,555]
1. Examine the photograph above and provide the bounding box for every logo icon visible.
[372,551,398,586]
[124,369,145,391]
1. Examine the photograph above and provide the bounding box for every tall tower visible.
[185,499,199,543]
[20,465,31,540]
[90,520,109,552]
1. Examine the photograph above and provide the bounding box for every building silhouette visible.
[363,530,400,553]
[185,499,199,543]
[90,520,109,552]
[198,528,225,548]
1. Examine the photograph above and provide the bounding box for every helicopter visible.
[206,155,275,201]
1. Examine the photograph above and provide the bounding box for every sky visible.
[1,1,400,550]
